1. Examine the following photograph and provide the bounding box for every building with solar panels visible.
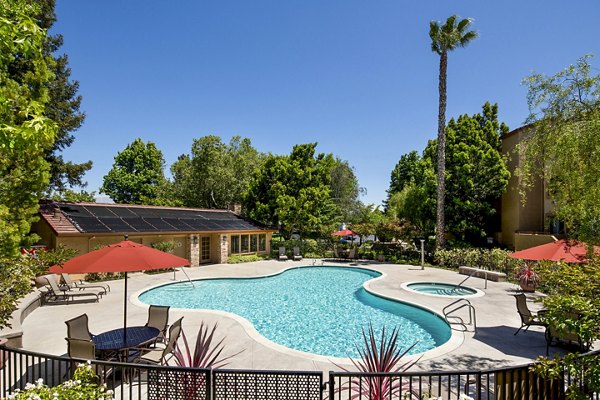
[31,201,276,265]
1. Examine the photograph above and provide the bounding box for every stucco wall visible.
[500,128,549,249]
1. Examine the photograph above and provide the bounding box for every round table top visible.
[93,326,160,351]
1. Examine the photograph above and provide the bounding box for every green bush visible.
[150,241,175,253]
[434,247,519,274]
[6,362,113,399]
[227,254,269,264]
[270,238,329,258]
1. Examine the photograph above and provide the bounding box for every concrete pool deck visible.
[9,260,570,373]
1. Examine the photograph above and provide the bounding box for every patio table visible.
[93,326,159,359]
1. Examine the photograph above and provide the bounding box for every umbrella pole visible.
[123,272,128,345]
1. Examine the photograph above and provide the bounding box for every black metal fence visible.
[1,344,598,399]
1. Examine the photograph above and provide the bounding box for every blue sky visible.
[54,1,600,206]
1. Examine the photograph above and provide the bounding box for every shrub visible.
[150,241,175,253]
[6,362,113,399]
[227,254,268,264]
[434,248,519,274]
[270,238,328,259]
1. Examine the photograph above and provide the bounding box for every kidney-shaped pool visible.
[138,266,451,358]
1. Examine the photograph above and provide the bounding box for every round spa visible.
[401,282,484,298]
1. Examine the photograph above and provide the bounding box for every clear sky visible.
[53,1,600,206]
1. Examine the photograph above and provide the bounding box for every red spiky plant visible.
[172,321,244,369]
[334,323,422,400]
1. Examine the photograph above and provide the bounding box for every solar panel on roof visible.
[125,208,158,218]
[162,218,194,230]
[109,207,138,218]
[144,218,177,231]
[121,217,156,232]
[61,205,95,217]
[99,217,134,232]
[180,219,210,230]
[69,216,111,233]
[85,206,119,217]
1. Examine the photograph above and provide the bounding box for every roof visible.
[39,201,271,235]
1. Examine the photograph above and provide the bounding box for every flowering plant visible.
[517,264,540,287]
[6,362,113,399]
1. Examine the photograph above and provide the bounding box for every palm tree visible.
[429,15,478,250]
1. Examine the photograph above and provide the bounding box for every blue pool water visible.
[138,267,451,358]
[407,282,478,297]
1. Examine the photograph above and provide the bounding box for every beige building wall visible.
[500,127,558,250]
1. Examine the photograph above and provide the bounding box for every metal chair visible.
[66,338,114,381]
[137,317,183,365]
[145,305,170,345]
[66,313,95,341]
[513,294,546,335]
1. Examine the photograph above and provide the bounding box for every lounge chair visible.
[136,317,183,365]
[145,305,170,345]
[293,247,303,261]
[62,273,110,294]
[278,247,288,261]
[513,294,546,335]
[45,276,101,303]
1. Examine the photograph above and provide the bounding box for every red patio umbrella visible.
[49,239,190,342]
[332,229,355,237]
[509,239,600,263]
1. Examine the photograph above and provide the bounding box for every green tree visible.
[49,189,96,203]
[100,138,168,204]
[429,15,478,250]
[171,135,263,208]
[244,143,334,238]
[423,103,509,242]
[387,183,435,238]
[443,102,509,241]
[329,158,364,224]
[387,150,423,197]
[8,0,90,194]
[519,55,600,245]
[0,0,57,257]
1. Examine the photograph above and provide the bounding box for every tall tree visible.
[100,138,168,204]
[519,55,600,245]
[244,143,334,237]
[9,0,90,194]
[429,15,478,250]
[438,102,509,241]
[171,135,263,209]
[0,0,57,256]
[329,158,364,224]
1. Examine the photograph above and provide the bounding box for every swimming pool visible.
[402,282,483,298]
[138,266,451,359]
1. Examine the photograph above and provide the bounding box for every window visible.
[231,236,239,254]
[230,233,267,255]
[259,234,266,251]
[241,235,249,253]
[201,237,210,261]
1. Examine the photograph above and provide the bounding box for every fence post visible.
[329,371,335,400]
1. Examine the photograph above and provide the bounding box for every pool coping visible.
[130,264,464,366]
